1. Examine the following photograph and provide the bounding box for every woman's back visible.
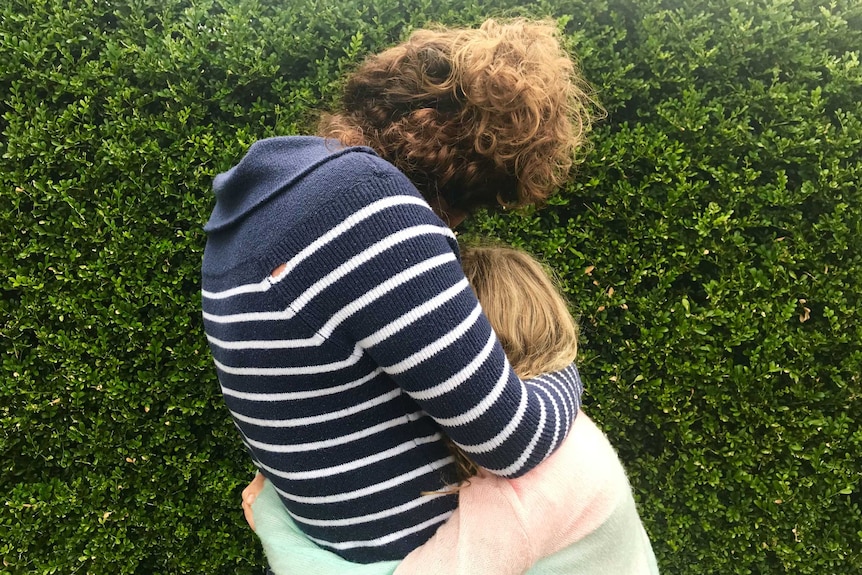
[202,138,582,562]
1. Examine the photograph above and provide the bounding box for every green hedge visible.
[1,0,860,573]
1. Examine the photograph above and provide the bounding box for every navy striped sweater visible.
[201,136,583,562]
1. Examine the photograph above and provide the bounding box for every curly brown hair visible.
[318,18,598,213]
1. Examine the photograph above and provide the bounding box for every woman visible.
[202,18,595,565]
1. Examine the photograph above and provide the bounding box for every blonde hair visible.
[461,245,579,378]
[319,18,597,212]
[444,244,579,484]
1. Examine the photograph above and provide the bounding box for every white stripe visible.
[287,493,447,527]
[358,278,471,348]
[213,346,362,376]
[242,412,425,453]
[256,434,441,480]
[206,257,462,350]
[206,332,324,350]
[432,360,513,427]
[561,368,580,434]
[220,368,381,402]
[309,512,452,551]
[385,304,483,375]
[237,429,262,468]
[202,277,271,300]
[541,373,570,431]
[566,368,584,438]
[540,372,572,440]
[272,456,453,504]
[569,366,585,401]
[484,393,548,477]
[271,196,437,285]
[202,195,432,299]
[318,253,458,338]
[203,224,455,326]
[555,369,578,412]
[203,308,293,324]
[542,371,574,425]
[456,379,528,454]
[229,388,402,428]
[567,366,583,401]
[291,225,455,314]
[530,383,561,461]
[408,332,496,400]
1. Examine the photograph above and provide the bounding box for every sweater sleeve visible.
[315,164,583,478]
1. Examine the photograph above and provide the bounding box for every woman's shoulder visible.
[207,136,421,233]
[238,135,382,182]
[247,135,420,201]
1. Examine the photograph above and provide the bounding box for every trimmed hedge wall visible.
[1,0,860,573]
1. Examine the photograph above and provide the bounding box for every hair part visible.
[318,18,598,213]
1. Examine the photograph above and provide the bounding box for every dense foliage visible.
[2,0,860,573]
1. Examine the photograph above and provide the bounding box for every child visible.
[247,245,660,574]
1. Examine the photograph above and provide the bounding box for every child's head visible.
[460,244,578,379]
[318,18,596,214]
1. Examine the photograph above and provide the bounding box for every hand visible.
[242,472,266,532]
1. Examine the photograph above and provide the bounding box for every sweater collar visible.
[204,136,376,232]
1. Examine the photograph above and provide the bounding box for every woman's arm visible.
[317,162,583,477]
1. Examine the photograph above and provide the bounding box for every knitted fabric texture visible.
[202,137,583,562]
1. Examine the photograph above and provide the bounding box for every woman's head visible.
[460,244,578,379]
[319,19,597,214]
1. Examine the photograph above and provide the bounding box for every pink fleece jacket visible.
[394,411,659,574]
